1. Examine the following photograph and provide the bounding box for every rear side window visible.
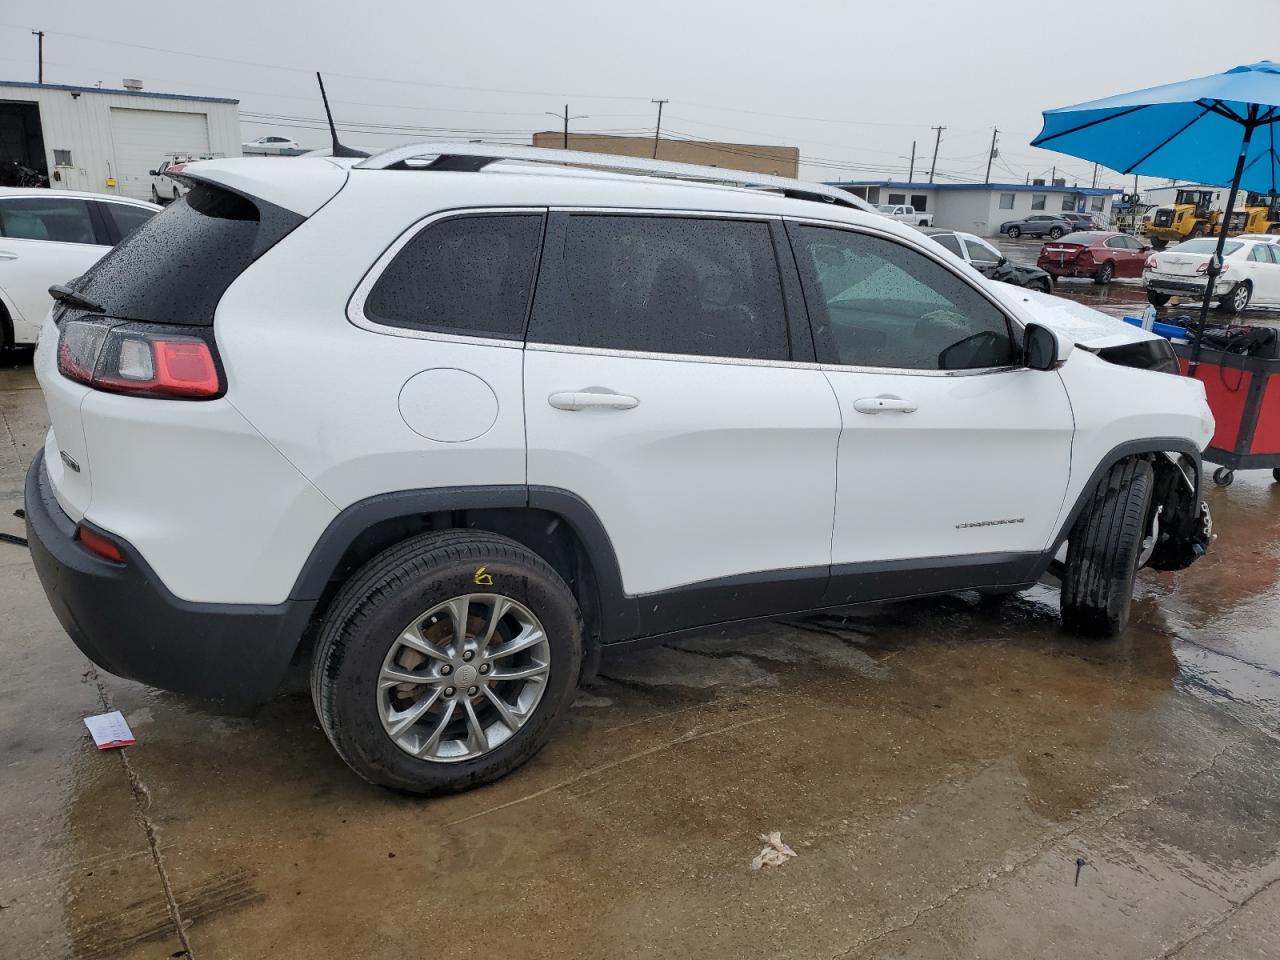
[364,214,544,339]
[791,224,1015,371]
[101,202,156,241]
[930,233,963,257]
[528,214,788,361]
[71,182,304,325]
[0,197,97,245]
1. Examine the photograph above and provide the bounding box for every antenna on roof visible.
[316,72,369,159]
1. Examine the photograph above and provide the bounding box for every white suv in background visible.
[0,188,159,348]
[26,146,1214,794]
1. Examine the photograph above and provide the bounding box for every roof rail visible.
[353,142,876,213]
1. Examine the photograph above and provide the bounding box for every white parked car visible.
[25,146,1214,795]
[242,135,301,155]
[1143,236,1280,312]
[878,203,933,227]
[0,188,159,349]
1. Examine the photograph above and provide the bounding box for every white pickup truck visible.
[878,203,933,227]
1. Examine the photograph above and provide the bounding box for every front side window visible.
[1031,194,1047,211]
[999,193,1016,210]
[791,224,1015,372]
[529,215,788,361]
[0,197,97,245]
[365,214,544,339]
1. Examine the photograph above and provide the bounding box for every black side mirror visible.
[1023,323,1060,371]
[148,170,158,176]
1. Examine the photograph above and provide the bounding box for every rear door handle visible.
[0,251,17,261]
[548,390,640,411]
[853,396,917,415]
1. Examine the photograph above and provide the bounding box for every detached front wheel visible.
[1061,459,1154,637]
[311,531,583,795]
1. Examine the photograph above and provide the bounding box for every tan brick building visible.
[531,132,798,178]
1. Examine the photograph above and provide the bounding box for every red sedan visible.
[1036,231,1151,284]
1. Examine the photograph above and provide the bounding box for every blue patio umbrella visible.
[1031,61,1280,369]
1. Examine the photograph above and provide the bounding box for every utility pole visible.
[1091,163,1099,189]
[984,128,999,184]
[32,30,44,84]
[545,105,587,150]
[908,140,916,181]
[1051,165,1057,184]
[928,125,945,183]
[651,99,669,159]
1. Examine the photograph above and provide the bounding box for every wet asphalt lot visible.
[3,264,1280,959]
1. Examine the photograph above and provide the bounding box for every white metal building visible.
[827,180,1121,237]
[0,80,241,201]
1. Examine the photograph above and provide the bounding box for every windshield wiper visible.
[49,283,105,313]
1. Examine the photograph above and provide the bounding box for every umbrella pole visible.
[1188,107,1257,376]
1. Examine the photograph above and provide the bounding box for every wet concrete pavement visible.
[4,326,1280,959]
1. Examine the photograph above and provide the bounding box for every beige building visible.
[531,132,798,178]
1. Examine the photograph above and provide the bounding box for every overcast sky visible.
[2,0,1276,189]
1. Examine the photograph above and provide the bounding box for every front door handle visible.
[0,251,17,261]
[548,390,640,412]
[853,396,917,415]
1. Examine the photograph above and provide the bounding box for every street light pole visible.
[545,105,588,150]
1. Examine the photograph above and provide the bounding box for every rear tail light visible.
[57,318,223,399]
[1194,262,1230,275]
[75,525,126,564]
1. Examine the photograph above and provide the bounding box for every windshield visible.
[1169,238,1242,255]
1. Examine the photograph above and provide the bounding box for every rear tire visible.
[151,185,160,203]
[1061,459,1154,638]
[1048,227,1064,240]
[1006,226,1022,239]
[1146,290,1171,307]
[1217,282,1251,315]
[1094,261,1115,284]
[311,530,583,795]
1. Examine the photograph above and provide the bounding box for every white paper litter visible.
[750,832,797,871]
[83,710,135,749]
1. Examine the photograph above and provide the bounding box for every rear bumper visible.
[1039,262,1092,277]
[25,450,314,704]
[1145,275,1210,297]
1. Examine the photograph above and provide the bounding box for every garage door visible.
[109,108,210,200]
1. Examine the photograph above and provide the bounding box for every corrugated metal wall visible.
[0,84,241,200]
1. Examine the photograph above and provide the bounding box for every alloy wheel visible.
[377,594,550,762]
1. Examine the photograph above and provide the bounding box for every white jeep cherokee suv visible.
[26,145,1214,794]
